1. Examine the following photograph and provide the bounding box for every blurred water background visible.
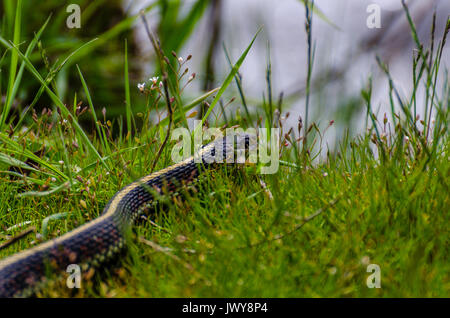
[130,0,449,144]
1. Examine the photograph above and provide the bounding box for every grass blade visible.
[196,28,261,134]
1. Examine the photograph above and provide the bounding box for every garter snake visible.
[0,133,253,297]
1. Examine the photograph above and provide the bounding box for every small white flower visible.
[360,256,370,266]
[51,177,57,182]
[58,160,64,165]
[323,172,328,177]
[328,267,337,275]
[73,165,81,173]
[137,83,145,92]
[149,76,159,84]
[178,57,183,63]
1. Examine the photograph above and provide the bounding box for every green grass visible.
[0,124,448,297]
[0,1,449,297]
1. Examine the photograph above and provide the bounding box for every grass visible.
[0,1,449,297]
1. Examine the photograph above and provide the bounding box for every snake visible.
[0,132,253,297]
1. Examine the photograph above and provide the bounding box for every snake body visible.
[0,133,251,297]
